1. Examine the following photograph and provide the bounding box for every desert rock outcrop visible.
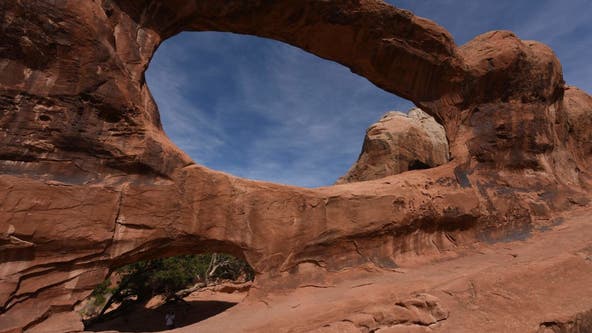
[337,108,449,183]
[1,1,591,332]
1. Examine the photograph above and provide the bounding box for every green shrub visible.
[89,253,254,314]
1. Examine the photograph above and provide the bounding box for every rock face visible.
[337,108,449,184]
[1,1,591,332]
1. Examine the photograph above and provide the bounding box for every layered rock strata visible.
[0,1,591,332]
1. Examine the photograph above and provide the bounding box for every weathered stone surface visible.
[337,108,449,183]
[0,1,591,332]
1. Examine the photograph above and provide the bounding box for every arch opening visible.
[81,253,254,332]
[146,31,417,188]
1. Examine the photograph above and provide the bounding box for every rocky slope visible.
[0,1,591,332]
[337,108,449,184]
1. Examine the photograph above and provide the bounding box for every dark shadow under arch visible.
[83,252,253,332]
[85,300,239,332]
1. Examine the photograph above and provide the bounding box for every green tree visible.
[89,253,254,319]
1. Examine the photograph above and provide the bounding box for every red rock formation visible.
[0,1,591,332]
[337,108,450,184]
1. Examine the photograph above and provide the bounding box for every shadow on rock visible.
[85,300,237,332]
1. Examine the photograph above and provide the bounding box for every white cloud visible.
[147,36,231,164]
[147,32,411,187]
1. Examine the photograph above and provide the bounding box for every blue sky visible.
[146,0,591,188]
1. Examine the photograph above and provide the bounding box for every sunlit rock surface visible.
[1,1,592,332]
[337,108,450,184]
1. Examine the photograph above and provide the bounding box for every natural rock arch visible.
[1,1,591,332]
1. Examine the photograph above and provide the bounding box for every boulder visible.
[337,108,449,184]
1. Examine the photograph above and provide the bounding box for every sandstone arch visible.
[1,1,591,332]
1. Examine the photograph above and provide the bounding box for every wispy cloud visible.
[146,43,228,163]
[147,32,410,187]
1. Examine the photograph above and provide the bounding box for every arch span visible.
[0,1,591,332]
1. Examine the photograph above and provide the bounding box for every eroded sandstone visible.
[337,108,449,184]
[0,1,591,332]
